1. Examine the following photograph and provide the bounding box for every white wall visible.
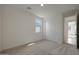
[42,19,46,39]
[2,6,43,50]
[0,5,63,50]
[46,13,63,44]
[0,6,2,51]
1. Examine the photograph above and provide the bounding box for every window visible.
[35,17,41,33]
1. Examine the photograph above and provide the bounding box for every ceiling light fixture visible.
[27,7,32,10]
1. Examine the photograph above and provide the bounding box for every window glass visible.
[35,17,41,33]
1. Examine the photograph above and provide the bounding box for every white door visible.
[64,15,77,45]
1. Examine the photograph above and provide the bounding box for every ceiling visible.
[6,4,79,18]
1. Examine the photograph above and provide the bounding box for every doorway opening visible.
[64,15,77,46]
